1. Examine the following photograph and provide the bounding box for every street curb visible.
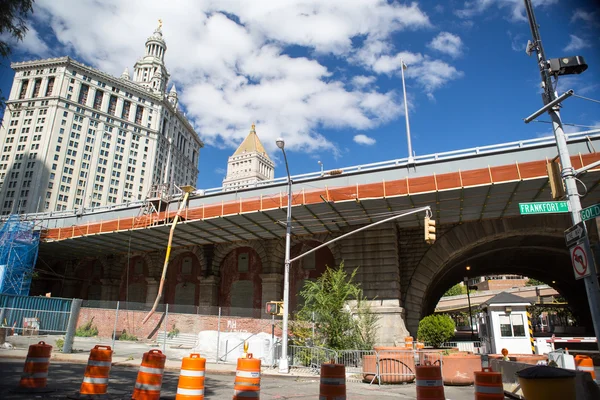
[0,354,313,379]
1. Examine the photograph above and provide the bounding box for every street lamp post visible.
[465,266,475,341]
[276,138,292,374]
[400,59,414,164]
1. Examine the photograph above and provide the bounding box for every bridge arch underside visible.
[405,221,594,336]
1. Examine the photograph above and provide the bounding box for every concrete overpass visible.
[13,131,600,345]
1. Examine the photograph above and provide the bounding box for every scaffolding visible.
[0,215,40,296]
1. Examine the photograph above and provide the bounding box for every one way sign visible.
[565,221,586,247]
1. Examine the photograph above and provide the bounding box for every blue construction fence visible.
[0,294,72,335]
[0,215,40,296]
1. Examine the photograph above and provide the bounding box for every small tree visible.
[443,283,466,297]
[525,278,546,286]
[417,314,455,348]
[291,262,379,350]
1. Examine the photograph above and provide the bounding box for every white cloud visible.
[25,0,434,156]
[571,9,598,26]
[428,32,463,58]
[351,75,376,89]
[353,134,376,145]
[563,34,591,52]
[455,0,559,22]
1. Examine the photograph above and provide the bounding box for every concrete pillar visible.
[145,278,159,305]
[260,273,283,303]
[369,299,410,346]
[198,276,220,308]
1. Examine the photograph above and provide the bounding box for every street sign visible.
[519,201,569,215]
[581,204,600,221]
[564,221,586,247]
[569,240,593,280]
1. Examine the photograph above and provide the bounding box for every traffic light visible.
[546,160,565,200]
[265,301,283,316]
[424,216,436,244]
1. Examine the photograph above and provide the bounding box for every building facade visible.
[222,124,274,190]
[0,24,202,215]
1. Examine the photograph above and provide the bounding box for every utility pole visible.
[524,0,600,351]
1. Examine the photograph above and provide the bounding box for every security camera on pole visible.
[523,0,600,351]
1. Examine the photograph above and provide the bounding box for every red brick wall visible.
[77,307,282,340]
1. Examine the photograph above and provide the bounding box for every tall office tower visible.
[0,22,203,215]
[222,124,274,190]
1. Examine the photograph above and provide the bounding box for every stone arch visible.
[119,255,149,304]
[213,241,268,275]
[402,215,587,335]
[218,245,264,317]
[269,232,342,271]
[164,249,203,311]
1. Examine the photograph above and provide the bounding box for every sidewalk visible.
[0,334,315,378]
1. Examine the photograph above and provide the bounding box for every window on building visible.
[499,313,526,337]
[238,253,249,272]
[122,100,131,120]
[19,80,29,99]
[93,89,103,110]
[31,79,42,98]
[45,77,55,96]
[135,105,143,125]
[78,84,89,105]
[108,95,117,116]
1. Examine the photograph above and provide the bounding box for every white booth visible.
[478,292,534,355]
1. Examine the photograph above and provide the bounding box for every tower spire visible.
[132,19,169,93]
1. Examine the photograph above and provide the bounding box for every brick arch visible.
[212,241,268,275]
[270,233,342,270]
[403,216,569,335]
[169,246,205,273]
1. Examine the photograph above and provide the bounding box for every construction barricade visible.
[474,367,503,399]
[574,355,596,380]
[79,345,113,395]
[415,364,445,400]
[233,353,261,399]
[320,362,346,400]
[132,349,166,400]
[19,341,52,390]
[404,336,414,349]
[176,353,206,399]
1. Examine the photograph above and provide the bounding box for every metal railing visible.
[6,130,600,224]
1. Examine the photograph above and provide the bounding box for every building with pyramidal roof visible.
[222,124,274,190]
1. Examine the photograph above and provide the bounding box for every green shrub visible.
[75,317,99,337]
[417,314,455,348]
[167,324,180,339]
[119,331,138,341]
[55,338,64,352]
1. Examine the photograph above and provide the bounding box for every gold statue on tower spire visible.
[158,19,162,30]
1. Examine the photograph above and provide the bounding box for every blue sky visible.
[1,0,598,190]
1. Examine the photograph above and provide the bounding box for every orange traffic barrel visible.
[320,363,346,400]
[575,355,596,379]
[233,353,261,399]
[415,364,445,400]
[132,349,166,400]
[405,336,414,349]
[176,353,206,399]
[80,345,113,395]
[19,341,52,389]
[474,367,504,399]
[416,342,425,350]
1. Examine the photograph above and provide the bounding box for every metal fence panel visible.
[288,345,338,374]
[0,294,72,335]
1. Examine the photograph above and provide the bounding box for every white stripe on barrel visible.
[139,366,164,375]
[83,377,109,384]
[180,369,206,377]
[87,360,112,367]
[475,384,504,394]
[416,379,443,387]
[177,387,205,396]
[320,377,345,385]
[236,370,260,378]
[134,382,162,391]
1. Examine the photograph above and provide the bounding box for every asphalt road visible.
[0,360,477,399]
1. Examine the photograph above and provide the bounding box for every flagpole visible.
[400,59,414,164]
